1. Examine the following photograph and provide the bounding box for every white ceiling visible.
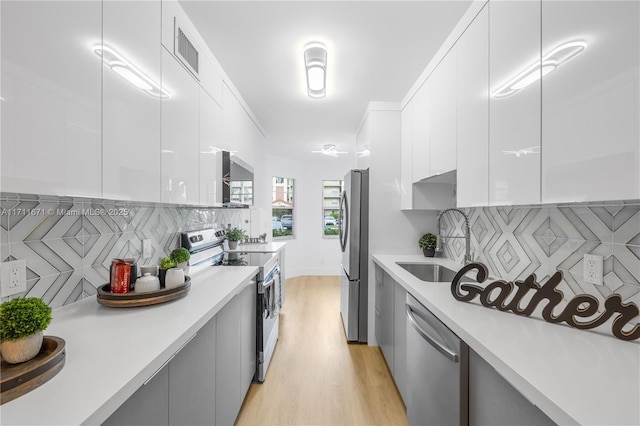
[179,0,473,161]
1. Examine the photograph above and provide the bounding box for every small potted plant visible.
[226,227,246,250]
[0,297,52,364]
[419,233,438,257]
[158,256,175,288]
[170,247,190,274]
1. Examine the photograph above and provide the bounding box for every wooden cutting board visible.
[1,336,66,404]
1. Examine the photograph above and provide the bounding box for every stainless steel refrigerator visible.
[339,169,369,343]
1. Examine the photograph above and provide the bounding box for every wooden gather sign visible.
[451,263,640,341]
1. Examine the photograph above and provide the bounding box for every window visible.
[272,176,294,238]
[322,180,343,237]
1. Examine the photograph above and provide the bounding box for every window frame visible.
[321,179,343,239]
[272,176,295,239]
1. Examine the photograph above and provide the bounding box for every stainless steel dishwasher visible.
[405,294,468,426]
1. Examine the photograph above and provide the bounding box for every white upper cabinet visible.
[489,0,541,205]
[1,1,101,197]
[400,100,414,210]
[412,81,431,182]
[102,0,162,202]
[456,5,489,208]
[199,89,223,206]
[161,48,200,204]
[541,0,640,203]
[428,49,457,177]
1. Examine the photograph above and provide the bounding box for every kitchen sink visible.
[396,263,460,283]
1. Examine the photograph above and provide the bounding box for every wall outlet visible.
[142,239,152,259]
[1,259,27,297]
[583,254,604,286]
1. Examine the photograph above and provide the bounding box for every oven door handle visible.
[259,277,276,294]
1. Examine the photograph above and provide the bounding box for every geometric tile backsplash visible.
[0,192,243,309]
[440,202,640,326]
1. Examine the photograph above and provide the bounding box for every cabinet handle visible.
[405,304,459,363]
[375,307,381,318]
[143,333,197,386]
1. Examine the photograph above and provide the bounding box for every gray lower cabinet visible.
[103,364,169,426]
[392,282,407,402]
[469,349,555,426]
[380,271,395,369]
[169,318,217,425]
[216,280,257,425]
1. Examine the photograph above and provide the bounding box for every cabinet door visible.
[240,281,257,398]
[456,5,489,208]
[199,89,223,205]
[392,281,407,403]
[412,82,431,182]
[489,0,541,205]
[161,48,200,204]
[380,271,395,370]
[102,0,162,202]
[169,318,216,426]
[103,365,169,426]
[541,1,640,202]
[216,292,242,425]
[429,50,457,177]
[400,100,415,209]
[374,266,384,346]
[469,350,554,426]
[1,1,101,197]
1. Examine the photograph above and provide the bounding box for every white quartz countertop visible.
[225,241,286,253]
[1,265,259,426]
[373,254,640,426]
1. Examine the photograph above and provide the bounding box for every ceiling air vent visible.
[174,18,199,79]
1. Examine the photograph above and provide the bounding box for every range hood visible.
[222,151,254,207]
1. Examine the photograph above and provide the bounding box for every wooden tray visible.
[1,336,66,405]
[97,277,191,308]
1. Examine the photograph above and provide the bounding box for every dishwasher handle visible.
[405,304,459,363]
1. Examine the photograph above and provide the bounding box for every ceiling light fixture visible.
[304,43,327,99]
[93,44,170,99]
[492,41,587,99]
[311,144,346,157]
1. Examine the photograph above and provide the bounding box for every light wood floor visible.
[236,276,408,426]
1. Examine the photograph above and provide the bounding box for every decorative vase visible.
[177,261,189,275]
[0,331,44,364]
[423,248,435,257]
[159,269,168,288]
[228,240,239,250]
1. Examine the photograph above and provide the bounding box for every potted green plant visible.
[158,256,175,288]
[0,297,52,364]
[170,247,190,274]
[226,227,246,250]
[419,233,438,257]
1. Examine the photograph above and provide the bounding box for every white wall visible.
[264,153,355,277]
[360,104,439,344]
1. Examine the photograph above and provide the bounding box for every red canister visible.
[110,259,131,294]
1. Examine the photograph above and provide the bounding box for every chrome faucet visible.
[435,208,472,264]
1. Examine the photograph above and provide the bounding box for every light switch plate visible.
[583,254,603,286]
[1,259,27,297]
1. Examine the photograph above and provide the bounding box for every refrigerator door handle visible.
[339,190,349,253]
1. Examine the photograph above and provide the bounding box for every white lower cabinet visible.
[469,349,554,426]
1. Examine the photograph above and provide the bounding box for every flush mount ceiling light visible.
[304,43,327,99]
[311,144,346,157]
[492,41,587,99]
[93,44,170,99]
